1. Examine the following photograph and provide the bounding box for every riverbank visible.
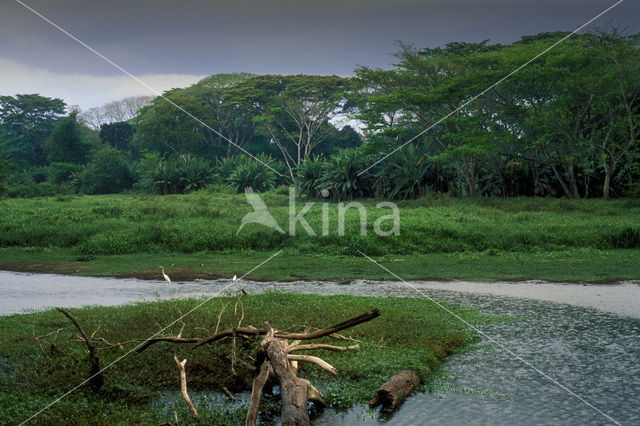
[1,193,639,283]
[0,293,502,424]
[0,247,639,283]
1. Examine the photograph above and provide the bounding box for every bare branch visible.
[245,362,271,426]
[193,309,379,349]
[173,355,198,419]
[55,307,103,391]
[288,343,360,353]
[136,336,200,353]
[287,354,338,376]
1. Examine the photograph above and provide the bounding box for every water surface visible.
[1,271,639,425]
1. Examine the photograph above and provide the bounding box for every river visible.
[1,271,639,425]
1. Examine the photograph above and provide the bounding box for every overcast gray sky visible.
[0,0,636,109]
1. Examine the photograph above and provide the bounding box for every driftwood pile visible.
[48,304,420,424]
[151,308,380,425]
[49,304,380,425]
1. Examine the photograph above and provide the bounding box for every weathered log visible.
[275,309,379,341]
[55,307,103,391]
[221,385,235,401]
[173,355,198,419]
[263,322,311,426]
[245,352,272,425]
[369,370,420,413]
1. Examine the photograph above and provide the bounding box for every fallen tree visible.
[137,308,380,425]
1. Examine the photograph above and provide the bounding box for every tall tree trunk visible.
[550,164,572,198]
[603,169,612,201]
[466,175,477,197]
[462,156,478,197]
[568,164,580,199]
[602,158,618,201]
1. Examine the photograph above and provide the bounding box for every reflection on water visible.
[1,271,639,424]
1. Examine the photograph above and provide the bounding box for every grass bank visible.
[0,293,505,425]
[0,192,639,282]
[0,247,639,283]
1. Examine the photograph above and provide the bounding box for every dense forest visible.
[0,30,638,201]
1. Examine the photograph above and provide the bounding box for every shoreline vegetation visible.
[0,293,508,425]
[1,247,639,284]
[0,193,638,283]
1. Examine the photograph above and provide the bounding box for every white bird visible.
[233,275,237,281]
[160,266,171,284]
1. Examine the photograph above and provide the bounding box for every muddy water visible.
[1,271,639,424]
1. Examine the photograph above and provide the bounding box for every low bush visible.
[297,154,324,198]
[377,144,432,200]
[226,156,279,193]
[144,154,213,195]
[80,147,133,194]
[317,148,376,200]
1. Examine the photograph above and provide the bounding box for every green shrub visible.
[0,152,9,195]
[132,151,163,192]
[174,154,212,193]
[47,162,80,185]
[253,153,290,187]
[318,148,376,200]
[377,144,432,200]
[80,147,133,194]
[142,154,213,194]
[150,159,180,194]
[297,154,324,198]
[5,181,75,198]
[214,155,244,183]
[227,159,277,193]
[29,166,49,183]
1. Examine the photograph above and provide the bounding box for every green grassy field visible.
[0,191,639,282]
[1,247,639,283]
[0,293,507,425]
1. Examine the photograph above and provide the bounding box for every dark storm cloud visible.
[1,0,637,77]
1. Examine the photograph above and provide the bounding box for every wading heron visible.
[160,266,171,284]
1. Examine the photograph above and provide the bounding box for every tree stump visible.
[263,323,311,426]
